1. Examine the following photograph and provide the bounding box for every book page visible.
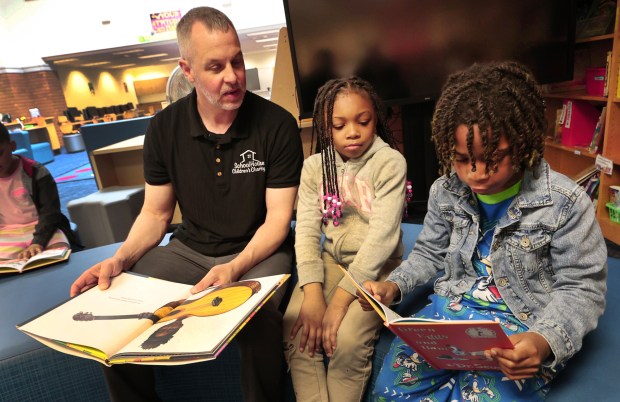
[23,247,71,270]
[0,259,27,272]
[111,274,288,363]
[0,247,70,273]
[338,266,402,323]
[18,272,192,358]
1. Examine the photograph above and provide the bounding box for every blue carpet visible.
[45,150,90,178]
[54,164,94,183]
[45,149,98,218]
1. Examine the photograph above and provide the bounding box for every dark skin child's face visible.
[0,141,18,178]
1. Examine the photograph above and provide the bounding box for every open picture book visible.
[340,267,513,371]
[17,272,289,366]
[0,246,71,274]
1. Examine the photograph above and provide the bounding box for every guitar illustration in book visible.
[17,273,288,365]
[71,280,261,350]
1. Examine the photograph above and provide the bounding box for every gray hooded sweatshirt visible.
[294,136,407,295]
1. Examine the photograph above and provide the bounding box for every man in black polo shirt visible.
[70,7,303,402]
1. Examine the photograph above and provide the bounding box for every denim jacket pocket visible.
[439,208,470,248]
[503,229,554,303]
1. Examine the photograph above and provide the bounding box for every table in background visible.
[90,135,181,223]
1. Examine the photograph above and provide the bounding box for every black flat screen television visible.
[283,0,576,119]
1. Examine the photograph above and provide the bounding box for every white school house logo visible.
[232,150,266,174]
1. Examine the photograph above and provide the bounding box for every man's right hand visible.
[69,257,126,297]
[358,280,400,311]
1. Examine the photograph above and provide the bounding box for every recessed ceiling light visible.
[53,58,79,64]
[160,57,180,62]
[255,37,278,43]
[110,64,137,69]
[247,29,281,37]
[138,53,169,59]
[262,44,278,48]
[113,49,145,55]
[81,61,112,67]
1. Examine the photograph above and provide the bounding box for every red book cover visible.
[389,319,513,371]
[340,267,514,371]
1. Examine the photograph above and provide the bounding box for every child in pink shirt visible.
[0,123,76,261]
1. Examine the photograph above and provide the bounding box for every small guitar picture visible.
[72,280,261,349]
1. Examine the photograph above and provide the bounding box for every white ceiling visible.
[43,25,284,70]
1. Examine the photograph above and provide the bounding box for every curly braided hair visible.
[431,61,547,177]
[311,76,397,213]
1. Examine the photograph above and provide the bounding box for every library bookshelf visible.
[543,4,620,244]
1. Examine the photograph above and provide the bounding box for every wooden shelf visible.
[576,33,615,44]
[543,91,607,102]
[544,3,620,244]
[598,215,620,244]
[544,140,598,159]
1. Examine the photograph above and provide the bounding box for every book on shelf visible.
[572,165,599,185]
[584,172,601,202]
[17,272,289,366]
[589,106,607,153]
[604,51,612,97]
[0,246,71,274]
[339,267,513,371]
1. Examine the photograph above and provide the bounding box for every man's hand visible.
[289,284,327,357]
[485,331,552,380]
[358,280,400,310]
[70,257,126,297]
[191,262,241,294]
[18,244,43,260]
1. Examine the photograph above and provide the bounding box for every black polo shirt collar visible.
[187,89,251,144]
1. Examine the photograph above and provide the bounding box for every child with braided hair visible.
[283,76,408,402]
[363,61,607,401]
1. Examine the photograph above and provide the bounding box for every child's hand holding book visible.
[487,331,552,380]
[356,280,400,311]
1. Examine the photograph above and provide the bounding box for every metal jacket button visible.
[520,237,531,248]
[497,278,508,287]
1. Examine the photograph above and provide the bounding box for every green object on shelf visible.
[606,202,620,224]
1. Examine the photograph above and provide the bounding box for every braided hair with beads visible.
[431,61,547,178]
[311,76,398,225]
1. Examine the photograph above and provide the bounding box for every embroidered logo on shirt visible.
[232,150,265,174]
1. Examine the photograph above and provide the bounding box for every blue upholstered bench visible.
[8,130,54,164]
[0,224,616,401]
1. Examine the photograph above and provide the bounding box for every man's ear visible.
[178,59,194,84]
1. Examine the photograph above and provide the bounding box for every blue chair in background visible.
[8,130,54,164]
[9,131,33,159]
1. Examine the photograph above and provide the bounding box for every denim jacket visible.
[388,160,608,368]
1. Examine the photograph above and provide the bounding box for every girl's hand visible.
[322,288,356,357]
[485,332,552,380]
[322,301,349,357]
[18,244,43,260]
[358,280,401,310]
[289,284,326,357]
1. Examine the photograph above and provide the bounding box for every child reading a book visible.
[0,123,76,261]
[283,76,408,402]
[361,61,608,401]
